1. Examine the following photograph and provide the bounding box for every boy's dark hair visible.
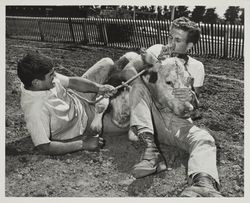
[17,52,54,88]
[171,17,201,44]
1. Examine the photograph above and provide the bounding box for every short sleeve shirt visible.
[20,74,88,147]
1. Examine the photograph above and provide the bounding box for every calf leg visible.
[128,128,139,141]
[81,58,115,101]
[90,96,110,134]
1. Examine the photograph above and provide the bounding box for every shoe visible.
[180,172,222,197]
[132,132,166,178]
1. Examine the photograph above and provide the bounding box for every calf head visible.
[144,57,194,117]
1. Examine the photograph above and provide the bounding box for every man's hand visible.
[140,48,158,69]
[98,84,117,98]
[172,88,193,102]
[158,44,175,61]
[173,88,199,110]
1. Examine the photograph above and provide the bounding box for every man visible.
[124,17,222,197]
[17,52,125,155]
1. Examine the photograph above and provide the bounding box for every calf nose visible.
[166,43,176,54]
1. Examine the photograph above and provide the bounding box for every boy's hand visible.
[98,84,117,97]
[82,136,104,151]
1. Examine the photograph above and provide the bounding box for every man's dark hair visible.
[171,17,201,44]
[17,52,54,88]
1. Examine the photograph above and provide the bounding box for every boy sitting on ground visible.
[17,52,124,155]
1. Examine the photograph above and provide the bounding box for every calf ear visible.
[148,62,161,83]
[149,71,158,83]
[142,74,150,84]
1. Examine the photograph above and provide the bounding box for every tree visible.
[157,6,163,20]
[120,5,128,10]
[149,6,156,13]
[128,6,133,11]
[224,6,240,24]
[134,6,139,11]
[163,6,171,20]
[203,8,218,23]
[191,6,206,23]
[100,6,107,10]
[239,8,244,25]
[140,6,149,12]
[174,6,191,19]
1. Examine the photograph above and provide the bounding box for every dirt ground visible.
[5,38,244,197]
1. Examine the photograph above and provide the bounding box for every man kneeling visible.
[17,52,123,155]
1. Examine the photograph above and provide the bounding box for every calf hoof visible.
[90,97,109,133]
[90,116,103,134]
[90,124,102,134]
[128,129,139,141]
[110,90,130,129]
[95,97,109,113]
[184,101,194,111]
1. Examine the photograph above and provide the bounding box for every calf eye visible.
[166,81,173,85]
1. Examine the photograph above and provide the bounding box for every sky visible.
[188,5,239,18]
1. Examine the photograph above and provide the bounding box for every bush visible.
[105,23,133,43]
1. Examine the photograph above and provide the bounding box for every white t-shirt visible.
[20,73,88,147]
[147,44,205,87]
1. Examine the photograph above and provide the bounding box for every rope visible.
[68,69,147,105]
[69,47,183,105]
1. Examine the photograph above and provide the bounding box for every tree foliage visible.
[224,6,240,24]
[239,9,244,25]
[203,8,218,23]
[191,6,206,23]
[174,6,191,19]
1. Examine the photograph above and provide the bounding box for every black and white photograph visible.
[2,0,249,200]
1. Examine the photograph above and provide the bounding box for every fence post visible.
[37,20,44,42]
[224,23,228,59]
[101,22,108,46]
[156,21,161,44]
[68,17,75,43]
[81,20,89,45]
[6,17,10,38]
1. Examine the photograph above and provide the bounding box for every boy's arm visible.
[56,73,116,96]
[68,76,101,93]
[36,136,103,155]
[37,140,83,155]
